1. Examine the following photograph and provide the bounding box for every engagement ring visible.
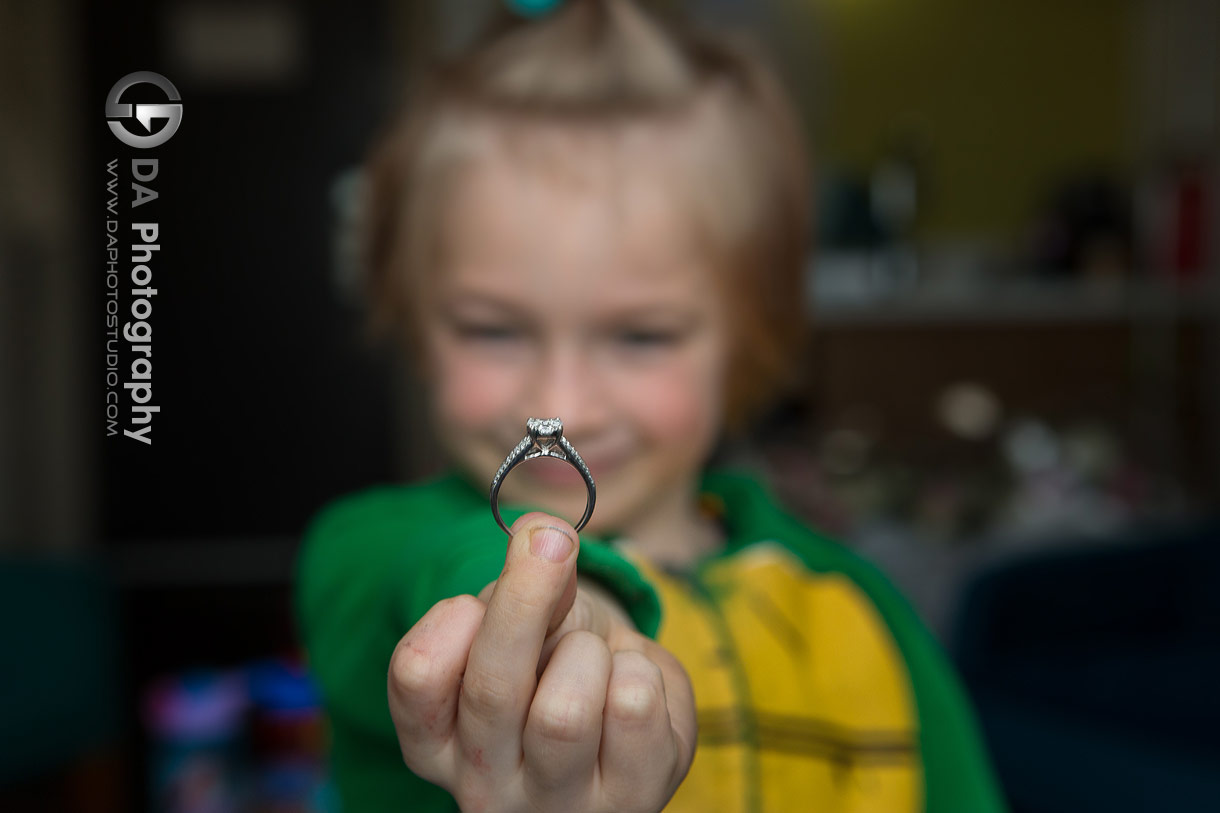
[489,417,596,536]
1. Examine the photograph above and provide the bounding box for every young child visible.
[295,1,1005,811]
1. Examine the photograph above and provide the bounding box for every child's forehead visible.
[421,109,741,307]
[443,126,706,257]
[440,185,710,297]
[435,155,721,309]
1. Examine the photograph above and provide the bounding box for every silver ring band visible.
[490,417,596,536]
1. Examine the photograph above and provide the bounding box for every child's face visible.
[420,130,730,535]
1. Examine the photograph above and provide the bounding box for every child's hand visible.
[387,512,696,813]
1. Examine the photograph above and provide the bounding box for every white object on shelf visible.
[808,257,1220,326]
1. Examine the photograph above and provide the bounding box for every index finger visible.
[457,513,580,772]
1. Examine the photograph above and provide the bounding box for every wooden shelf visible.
[809,275,1220,327]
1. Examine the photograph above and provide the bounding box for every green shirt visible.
[294,469,1005,811]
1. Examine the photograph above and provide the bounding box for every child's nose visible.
[529,345,607,434]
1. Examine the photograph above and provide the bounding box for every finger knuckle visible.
[607,669,664,725]
[461,669,525,720]
[389,641,440,698]
[531,690,602,744]
[562,627,609,656]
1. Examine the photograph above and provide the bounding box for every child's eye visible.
[615,329,681,348]
[455,323,522,342]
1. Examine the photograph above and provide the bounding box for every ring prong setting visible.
[526,416,563,451]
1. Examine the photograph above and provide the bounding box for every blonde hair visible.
[361,0,811,432]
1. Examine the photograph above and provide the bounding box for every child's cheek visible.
[630,354,723,452]
[431,347,520,430]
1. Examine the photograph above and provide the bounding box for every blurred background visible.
[1,0,1217,810]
